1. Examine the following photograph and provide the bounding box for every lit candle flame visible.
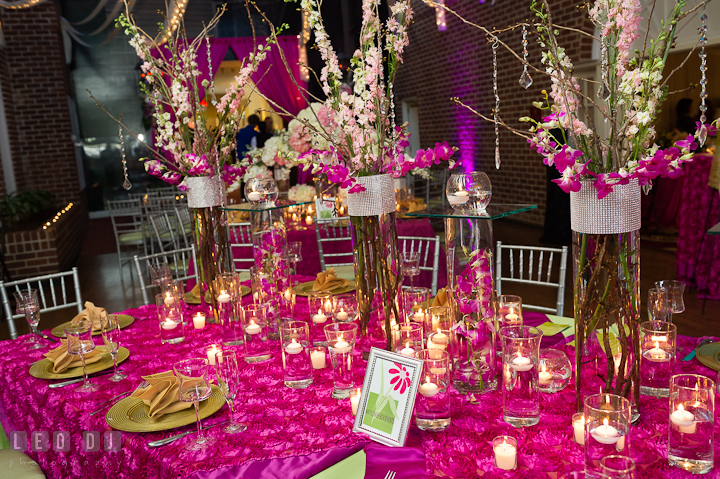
[678,404,685,413]
[654,341,660,349]
[603,418,609,427]
[405,341,410,348]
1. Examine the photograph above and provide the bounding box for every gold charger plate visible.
[29,346,130,380]
[184,285,251,305]
[696,341,720,371]
[105,385,224,433]
[51,314,134,338]
[293,280,356,297]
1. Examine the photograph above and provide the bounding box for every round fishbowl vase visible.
[446,172,492,211]
[245,176,279,206]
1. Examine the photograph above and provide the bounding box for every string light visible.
[435,0,446,31]
[298,9,310,82]
[42,203,73,230]
[0,0,46,10]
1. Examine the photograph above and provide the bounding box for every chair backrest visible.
[495,241,569,316]
[174,206,193,249]
[228,222,254,272]
[108,198,145,245]
[145,195,182,216]
[315,218,354,270]
[133,245,197,305]
[0,268,83,339]
[149,213,178,253]
[398,235,442,295]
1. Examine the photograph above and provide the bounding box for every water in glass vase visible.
[415,383,451,431]
[668,405,714,474]
[502,363,539,427]
[282,341,313,389]
[330,350,354,398]
[640,349,674,397]
[584,419,629,474]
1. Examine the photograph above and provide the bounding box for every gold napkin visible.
[190,283,202,298]
[432,288,448,307]
[71,301,107,331]
[130,371,196,418]
[43,340,103,373]
[313,268,349,292]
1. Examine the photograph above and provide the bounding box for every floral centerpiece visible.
[445,0,714,412]
[264,0,459,351]
[108,5,272,318]
[242,129,299,186]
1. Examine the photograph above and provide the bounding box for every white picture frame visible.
[352,347,424,447]
[315,197,336,219]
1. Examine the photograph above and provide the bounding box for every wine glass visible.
[214,350,247,434]
[63,319,99,392]
[101,314,127,382]
[655,280,685,321]
[647,287,669,322]
[174,358,215,450]
[401,251,421,289]
[14,289,45,350]
[288,242,303,278]
[149,262,173,288]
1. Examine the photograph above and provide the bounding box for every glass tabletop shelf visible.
[709,222,720,236]
[222,200,313,212]
[405,203,537,220]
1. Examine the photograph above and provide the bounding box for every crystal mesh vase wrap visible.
[347,174,396,216]
[570,179,640,234]
[186,176,224,208]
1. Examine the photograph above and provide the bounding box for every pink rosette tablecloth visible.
[0,281,718,478]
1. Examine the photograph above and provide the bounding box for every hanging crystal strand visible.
[518,25,533,89]
[119,124,132,190]
[698,4,708,146]
[598,31,611,104]
[493,37,501,169]
[206,36,217,106]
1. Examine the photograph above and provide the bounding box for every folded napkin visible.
[43,340,103,373]
[432,287,448,307]
[130,371,197,418]
[71,301,107,331]
[190,282,202,298]
[313,268,349,292]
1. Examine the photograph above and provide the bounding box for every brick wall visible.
[0,0,82,205]
[395,0,594,226]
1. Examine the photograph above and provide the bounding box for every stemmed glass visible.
[647,287,669,321]
[63,319,99,392]
[101,314,127,382]
[14,289,45,349]
[149,262,173,288]
[656,280,685,322]
[401,251,421,289]
[214,350,247,434]
[288,242,303,282]
[174,358,215,450]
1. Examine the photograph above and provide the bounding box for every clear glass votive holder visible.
[156,291,183,323]
[584,393,631,475]
[600,455,636,479]
[310,346,327,369]
[572,412,586,445]
[414,349,451,432]
[647,287,669,322]
[394,322,423,357]
[655,280,686,317]
[639,320,676,397]
[158,309,185,344]
[263,300,281,341]
[222,303,243,346]
[450,317,497,394]
[309,291,334,345]
[324,323,358,399]
[496,295,522,357]
[241,305,272,363]
[668,374,715,474]
[427,306,451,332]
[427,329,451,352]
[333,294,358,323]
[279,287,296,317]
[402,286,430,324]
[501,325,542,427]
[538,348,572,393]
[281,321,312,389]
[492,436,517,471]
[250,266,267,304]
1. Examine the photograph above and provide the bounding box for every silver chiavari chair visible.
[398,235,441,295]
[133,245,197,305]
[109,198,147,282]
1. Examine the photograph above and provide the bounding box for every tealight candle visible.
[336,308,349,321]
[505,308,519,323]
[448,190,470,205]
[493,439,517,471]
[164,292,174,306]
[350,389,361,415]
[305,216,313,226]
[313,309,328,324]
[591,418,621,444]
[246,319,262,335]
[161,318,177,330]
[400,342,415,357]
[285,338,303,355]
[670,404,696,433]
[419,377,439,397]
[510,353,533,371]
[413,308,425,322]
[311,348,327,368]
[193,313,206,329]
[432,329,448,345]
[247,191,261,202]
[333,335,351,354]
[324,299,333,313]
[648,341,668,361]
[217,290,231,303]
[538,365,552,385]
[206,344,221,366]
[573,414,585,445]
[284,289,293,302]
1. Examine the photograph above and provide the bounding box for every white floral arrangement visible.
[288,184,316,203]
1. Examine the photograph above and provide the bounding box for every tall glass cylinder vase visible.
[347,174,400,355]
[571,179,641,419]
[186,175,232,323]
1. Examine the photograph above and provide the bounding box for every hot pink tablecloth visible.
[0,284,718,478]
[676,153,720,300]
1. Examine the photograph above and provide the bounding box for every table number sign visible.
[352,347,423,447]
[315,197,337,219]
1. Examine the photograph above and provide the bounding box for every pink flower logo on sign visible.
[388,363,411,395]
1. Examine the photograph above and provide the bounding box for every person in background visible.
[265,116,275,135]
[236,114,260,159]
[256,121,273,148]
[675,98,696,134]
